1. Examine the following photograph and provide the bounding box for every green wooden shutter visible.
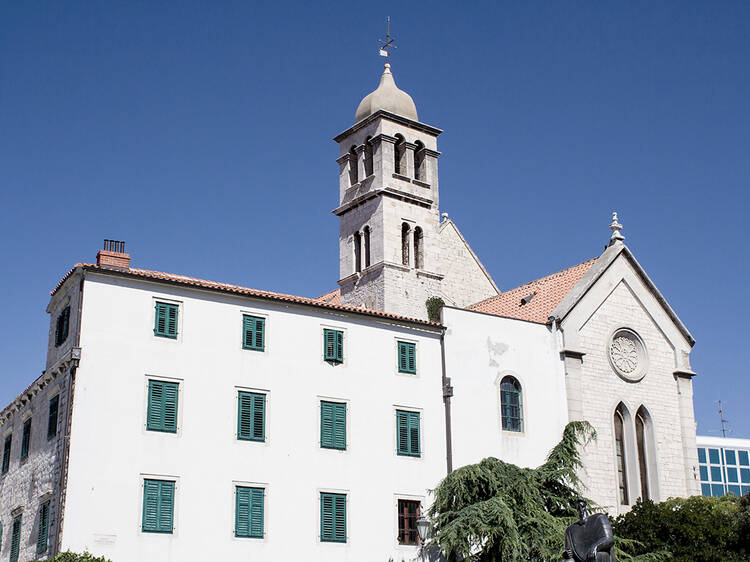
[235,486,264,538]
[154,302,178,338]
[323,329,343,363]
[397,342,416,373]
[0,520,3,553]
[320,492,347,542]
[142,479,174,533]
[238,392,265,441]
[21,418,31,460]
[47,395,59,440]
[147,380,179,433]
[2,435,11,474]
[397,410,420,457]
[10,514,21,562]
[37,501,50,554]
[242,316,265,351]
[320,401,346,450]
[61,306,70,344]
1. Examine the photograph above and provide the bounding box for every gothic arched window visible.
[414,140,425,180]
[349,145,358,185]
[500,376,522,432]
[363,226,371,268]
[614,403,630,505]
[635,406,654,501]
[401,223,410,267]
[364,136,374,177]
[353,231,362,273]
[413,227,424,269]
[394,134,405,175]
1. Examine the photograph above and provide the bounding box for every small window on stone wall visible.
[363,226,371,268]
[394,134,405,175]
[414,227,423,269]
[349,145,358,185]
[364,136,373,177]
[414,140,425,180]
[401,223,410,267]
[353,232,362,273]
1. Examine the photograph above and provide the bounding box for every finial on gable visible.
[608,211,625,246]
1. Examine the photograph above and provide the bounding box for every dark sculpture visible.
[562,499,615,562]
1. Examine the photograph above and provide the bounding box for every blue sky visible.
[1,2,748,437]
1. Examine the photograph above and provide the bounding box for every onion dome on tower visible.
[354,63,418,123]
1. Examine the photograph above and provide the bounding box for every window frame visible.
[319,491,347,543]
[320,400,347,451]
[20,417,31,462]
[37,500,51,554]
[54,305,70,347]
[237,391,266,442]
[397,340,417,374]
[395,409,421,458]
[397,498,421,546]
[2,433,11,474]
[47,395,60,441]
[141,478,176,534]
[145,378,180,434]
[234,485,265,539]
[10,513,21,562]
[323,328,344,364]
[499,376,523,433]
[242,314,266,352]
[153,300,180,340]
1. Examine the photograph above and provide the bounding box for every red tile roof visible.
[52,265,440,328]
[316,288,341,305]
[468,258,597,323]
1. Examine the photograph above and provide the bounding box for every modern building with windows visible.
[696,435,750,498]
[0,59,703,560]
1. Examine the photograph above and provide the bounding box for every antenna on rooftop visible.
[716,400,731,438]
[378,17,397,64]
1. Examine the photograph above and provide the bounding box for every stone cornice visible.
[423,148,441,158]
[673,369,697,379]
[333,186,433,216]
[561,348,586,360]
[333,110,443,143]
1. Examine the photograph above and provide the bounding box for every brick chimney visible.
[96,239,130,269]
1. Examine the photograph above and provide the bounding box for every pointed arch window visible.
[364,136,373,177]
[353,231,362,273]
[349,145,358,185]
[401,223,410,267]
[363,226,371,268]
[500,376,523,432]
[394,134,405,175]
[635,406,654,501]
[413,227,424,269]
[614,403,630,505]
[414,140,425,180]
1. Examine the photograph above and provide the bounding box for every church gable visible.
[437,219,499,307]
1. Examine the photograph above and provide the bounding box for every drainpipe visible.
[440,326,453,474]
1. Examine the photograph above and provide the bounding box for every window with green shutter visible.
[2,434,11,474]
[320,492,346,543]
[54,306,70,347]
[37,500,50,554]
[146,380,179,433]
[397,341,416,374]
[320,401,346,450]
[237,392,265,441]
[396,410,421,457]
[242,315,265,351]
[235,486,264,538]
[323,329,343,363]
[47,395,59,440]
[10,514,21,562]
[21,418,31,461]
[142,479,175,533]
[154,302,178,339]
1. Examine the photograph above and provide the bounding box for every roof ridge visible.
[495,257,598,296]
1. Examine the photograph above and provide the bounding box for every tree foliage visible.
[425,296,445,322]
[427,421,596,561]
[613,494,750,561]
[40,552,112,562]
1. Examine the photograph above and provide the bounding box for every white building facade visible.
[0,62,703,561]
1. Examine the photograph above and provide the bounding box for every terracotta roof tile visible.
[52,265,439,328]
[316,288,341,305]
[468,258,597,323]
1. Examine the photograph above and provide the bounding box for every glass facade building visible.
[696,436,750,498]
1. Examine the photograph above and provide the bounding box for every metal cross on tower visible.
[378,17,397,63]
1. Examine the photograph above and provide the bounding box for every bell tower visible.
[333,63,444,320]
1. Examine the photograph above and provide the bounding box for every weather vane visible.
[378,16,397,63]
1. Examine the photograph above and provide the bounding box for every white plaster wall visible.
[60,273,445,561]
[442,307,569,471]
[561,255,698,514]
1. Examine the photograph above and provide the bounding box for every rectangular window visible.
[320,401,346,450]
[323,329,343,363]
[710,466,723,482]
[699,465,708,481]
[711,483,724,497]
[2,435,11,474]
[54,306,70,347]
[320,492,346,543]
[397,499,421,545]
[739,450,749,466]
[697,447,706,464]
[396,410,421,457]
[701,483,711,496]
[10,514,21,562]
[727,467,738,483]
[237,392,266,442]
[708,448,720,464]
[741,468,750,484]
[397,341,416,374]
[142,479,175,533]
[47,395,59,440]
[21,419,31,461]
[235,486,264,538]
[242,315,265,351]
[37,500,50,554]
[146,380,179,433]
[154,302,178,339]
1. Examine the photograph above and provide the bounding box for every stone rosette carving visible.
[608,329,647,382]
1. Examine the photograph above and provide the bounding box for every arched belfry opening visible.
[401,223,410,267]
[349,145,358,185]
[394,134,405,176]
[364,136,373,177]
[414,140,425,181]
[413,226,423,269]
[353,231,362,273]
[363,226,371,268]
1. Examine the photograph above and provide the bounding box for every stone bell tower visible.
[333,63,444,320]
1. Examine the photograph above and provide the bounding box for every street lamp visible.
[416,516,430,561]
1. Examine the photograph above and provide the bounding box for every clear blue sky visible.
[1,2,748,437]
